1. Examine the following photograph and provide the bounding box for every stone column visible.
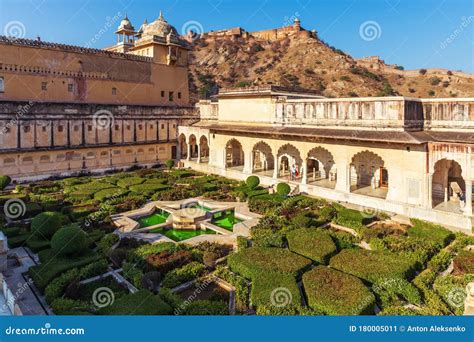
[186,143,192,161]
[197,144,202,163]
[427,173,433,209]
[273,154,279,179]
[301,159,307,185]
[336,163,351,193]
[464,179,472,216]
[243,150,253,174]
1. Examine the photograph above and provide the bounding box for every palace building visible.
[1,13,473,231]
[0,13,197,181]
[179,86,474,231]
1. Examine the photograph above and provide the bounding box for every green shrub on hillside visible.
[409,219,454,248]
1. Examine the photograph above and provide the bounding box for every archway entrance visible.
[277,144,302,182]
[199,136,209,163]
[307,147,336,189]
[350,151,388,199]
[252,141,274,177]
[432,159,466,213]
[188,134,198,160]
[225,139,244,170]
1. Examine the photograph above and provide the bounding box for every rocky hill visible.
[187,25,474,102]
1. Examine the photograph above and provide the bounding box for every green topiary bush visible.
[94,188,129,201]
[51,226,88,256]
[276,183,291,197]
[329,248,417,283]
[31,211,63,240]
[303,266,375,315]
[246,176,260,190]
[0,175,12,190]
[286,228,337,264]
[165,159,174,170]
[228,247,311,279]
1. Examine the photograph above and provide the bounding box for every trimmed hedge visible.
[0,175,12,190]
[286,228,337,264]
[408,219,454,248]
[329,248,417,283]
[94,188,129,201]
[228,247,311,279]
[31,211,63,239]
[129,183,169,195]
[51,225,88,256]
[99,290,173,315]
[161,261,206,288]
[246,176,260,190]
[332,206,371,231]
[251,272,301,307]
[303,266,375,315]
[117,177,145,189]
[276,183,291,197]
[29,249,101,291]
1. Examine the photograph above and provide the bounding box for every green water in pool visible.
[137,210,170,228]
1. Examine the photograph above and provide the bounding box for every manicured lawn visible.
[303,266,375,315]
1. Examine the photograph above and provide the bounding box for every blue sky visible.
[0,0,473,72]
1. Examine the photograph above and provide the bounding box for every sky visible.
[0,0,473,73]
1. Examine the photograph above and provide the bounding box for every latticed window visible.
[0,77,4,92]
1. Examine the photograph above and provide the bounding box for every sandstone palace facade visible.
[0,13,197,181]
[1,14,474,231]
[179,87,474,232]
